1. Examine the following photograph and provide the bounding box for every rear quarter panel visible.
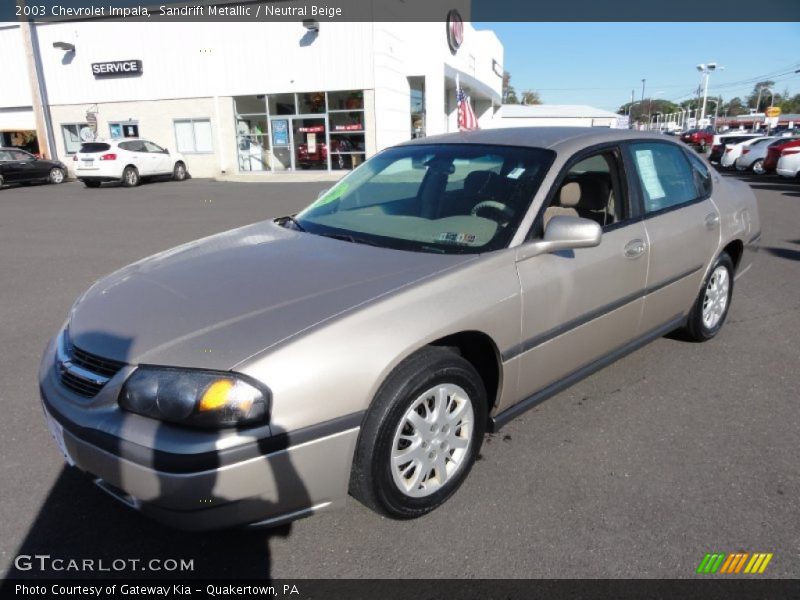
[713,174,760,275]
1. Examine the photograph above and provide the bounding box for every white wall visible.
[31,21,376,105]
[0,25,33,109]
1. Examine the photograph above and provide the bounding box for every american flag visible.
[457,85,479,131]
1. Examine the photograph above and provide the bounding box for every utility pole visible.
[18,1,55,159]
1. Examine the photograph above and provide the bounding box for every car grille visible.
[58,335,126,398]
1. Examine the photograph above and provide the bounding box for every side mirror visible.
[517,216,602,260]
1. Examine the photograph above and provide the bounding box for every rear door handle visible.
[704,213,720,229]
[624,239,647,259]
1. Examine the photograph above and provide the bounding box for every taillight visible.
[99,153,117,161]
[742,149,750,155]
[72,155,78,161]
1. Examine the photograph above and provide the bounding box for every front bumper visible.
[39,336,361,531]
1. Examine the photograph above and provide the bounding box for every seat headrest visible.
[464,170,497,197]
[559,181,581,207]
[575,174,610,211]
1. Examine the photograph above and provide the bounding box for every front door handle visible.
[704,213,720,229]
[624,239,647,259]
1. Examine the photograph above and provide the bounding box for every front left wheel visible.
[350,347,487,519]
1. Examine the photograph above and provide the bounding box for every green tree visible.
[724,97,747,116]
[520,90,542,105]
[502,71,519,104]
[747,81,776,112]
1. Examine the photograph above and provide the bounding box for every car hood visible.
[68,220,473,370]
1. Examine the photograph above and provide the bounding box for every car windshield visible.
[294,144,554,254]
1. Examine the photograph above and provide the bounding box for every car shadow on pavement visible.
[6,466,295,580]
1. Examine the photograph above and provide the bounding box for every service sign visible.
[91,60,143,78]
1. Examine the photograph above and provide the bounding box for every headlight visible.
[119,367,270,428]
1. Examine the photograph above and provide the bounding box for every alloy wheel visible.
[702,265,730,329]
[390,383,474,498]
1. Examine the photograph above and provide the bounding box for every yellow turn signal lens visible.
[198,379,234,412]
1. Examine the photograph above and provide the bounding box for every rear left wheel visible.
[121,166,140,187]
[350,347,487,519]
[49,168,65,184]
[681,252,734,342]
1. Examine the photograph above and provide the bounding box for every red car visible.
[296,143,328,168]
[680,127,715,149]
[763,138,800,174]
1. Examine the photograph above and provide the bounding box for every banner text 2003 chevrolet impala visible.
[40,128,759,529]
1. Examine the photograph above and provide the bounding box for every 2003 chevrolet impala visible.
[40,128,759,529]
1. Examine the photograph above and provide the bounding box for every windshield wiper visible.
[278,215,306,232]
[318,232,378,246]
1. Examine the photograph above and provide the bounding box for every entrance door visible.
[269,118,293,171]
[293,117,327,170]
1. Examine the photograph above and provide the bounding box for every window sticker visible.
[634,149,666,200]
[312,182,349,208]
[507,167,525,179]
[437,232,476,244]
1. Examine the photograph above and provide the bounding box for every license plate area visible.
[43,406,75,466]
[81,159,94,166]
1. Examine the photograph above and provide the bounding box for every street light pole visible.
[696,62,722,127]
[640,79,646,129]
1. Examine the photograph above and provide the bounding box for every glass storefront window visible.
[327,90,364,111]
[268,94,296,115]
[297,92,326,114]
[234,95,266,115]
[330,111,364,133]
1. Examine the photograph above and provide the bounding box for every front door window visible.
[293,118,327,171]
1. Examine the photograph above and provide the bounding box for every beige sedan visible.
[40,127,759,529]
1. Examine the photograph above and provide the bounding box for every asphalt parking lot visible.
[0,174,798,580]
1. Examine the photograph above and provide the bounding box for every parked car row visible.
[0,139,188,189]
[706,133,800,180]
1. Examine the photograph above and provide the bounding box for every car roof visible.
[398,126,675,155]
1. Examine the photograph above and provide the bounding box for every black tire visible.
[0,173,4,188]
[49,167,65,184]
[752,159,765,175]
[83,180,102,188]
[681,252,735,342]
[121,166,140,187]
[172,161,187,181]
[350,346,487,519]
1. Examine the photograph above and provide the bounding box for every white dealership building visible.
[0,16,503,177]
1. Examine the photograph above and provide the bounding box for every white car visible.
[776,145,800,179]
[73,139,188,188]
[719,136,771,169]
[734,137,778,174]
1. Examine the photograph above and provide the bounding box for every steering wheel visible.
[470,200,514,222]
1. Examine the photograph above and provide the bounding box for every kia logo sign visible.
[446,9,463,54]
[91,60,143,78]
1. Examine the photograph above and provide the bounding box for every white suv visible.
[74,139,188,188]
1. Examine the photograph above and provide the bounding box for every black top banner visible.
[5,0,800,22]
